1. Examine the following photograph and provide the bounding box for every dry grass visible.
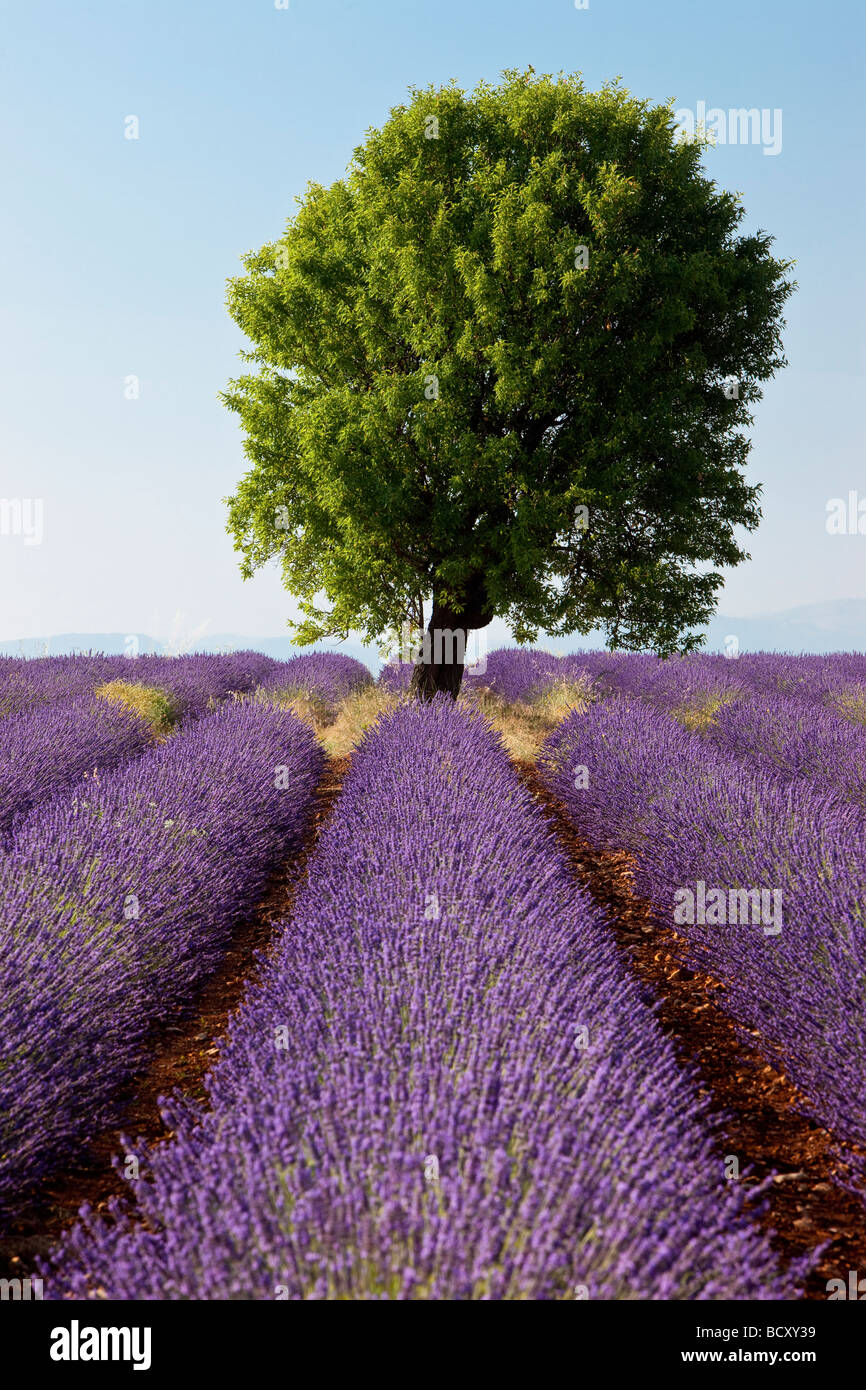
[95,679,177,738]
[670,690,737,732]
[255,686,334,728]
[320,686,401,757]
[832,684,866,727]
[251,682,399,756]
[256,673,592,761]
[461,677,593,760]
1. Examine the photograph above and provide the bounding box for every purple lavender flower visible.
[0,697,152,845]
[44,700,798,1299]
[0,701,323,1222]
[541,697,866,1189]
[258,653,372,709]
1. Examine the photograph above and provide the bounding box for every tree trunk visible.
[409,576,494,701]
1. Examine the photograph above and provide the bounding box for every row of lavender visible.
[578,650,866,811]
[44,701,800,1299]
[380,643,866,715]
[382,644,866,811]
[540,698,866,1192]
[0,652,276,720]
[379,643,866,711]
[0,652,370,846]
[0,701,323,1228]
[256,652,371,707]
[0,649,373,721]
[0,700,154,846]
[581,649,866,707]
[0,652,280,849]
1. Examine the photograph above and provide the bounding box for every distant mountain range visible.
[698,601,866,656]
[2,600,865,660]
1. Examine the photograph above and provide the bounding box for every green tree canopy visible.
[223,70,794,696]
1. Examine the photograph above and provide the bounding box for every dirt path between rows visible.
[0,755,349,1282]
[514,758,866,1302]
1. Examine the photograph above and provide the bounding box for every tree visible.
[222,70,794,698]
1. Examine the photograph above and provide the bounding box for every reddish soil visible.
[0,756,349,1281]
[514,759,866,1301]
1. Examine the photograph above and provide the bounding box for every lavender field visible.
[7,0,865,1357]
[1,645,864,1302]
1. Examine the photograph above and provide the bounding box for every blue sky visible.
[1,0,863,647]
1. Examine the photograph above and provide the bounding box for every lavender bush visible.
[705,692,866,808]
[0,697,153,846]
[45,700,798,1299]
[0,655,121,718]
[119,651,279,721]
[0,701,323,1224]
[0,652,286,847]
[377,658,414,693]
[258,652,372,710]
[576,649,866,723]
[541,698,866,1185]
[0,651,279,724]
[466,647,593,704]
